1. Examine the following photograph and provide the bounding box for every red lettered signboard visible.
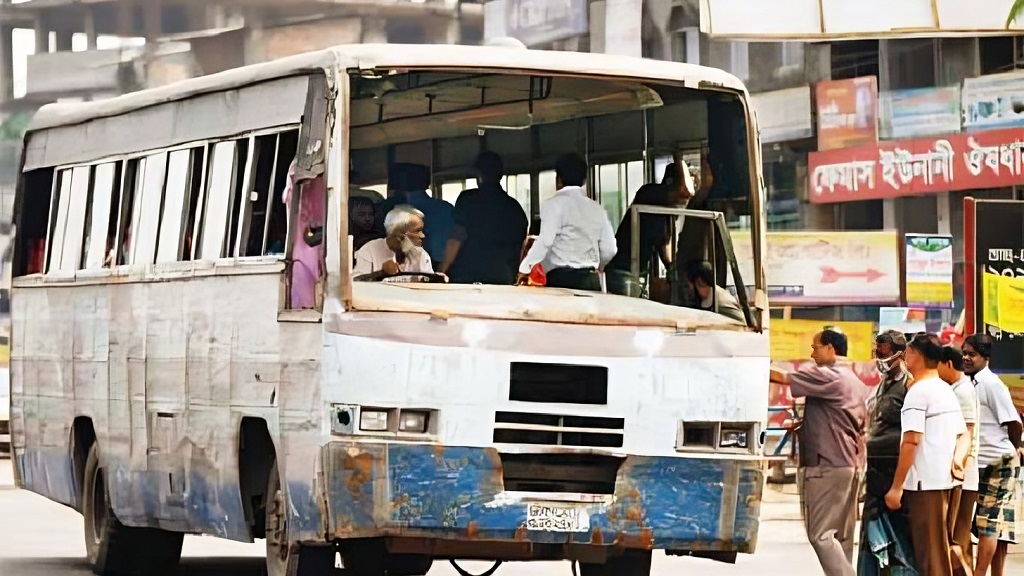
[808,128,1024,203]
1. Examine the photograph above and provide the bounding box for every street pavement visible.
[0,458,1020,576]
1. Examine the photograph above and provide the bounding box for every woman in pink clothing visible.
[283,161,326,309]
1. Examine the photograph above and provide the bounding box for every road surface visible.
[1,459,1020,575]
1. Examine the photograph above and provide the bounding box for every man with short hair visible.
[859,330,911,576]
[683,260,745,323]
[963,334,1023,576]
[353,204,433,280]
[937,345,980,568]
[885,333,969,576]
[771,329,868,576]
[517,153,617,292]
[348,196,380,252]
[438,151,528,285]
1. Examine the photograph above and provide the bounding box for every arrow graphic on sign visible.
[819,266,886,284]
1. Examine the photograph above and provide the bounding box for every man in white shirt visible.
[963,334,1023,576]
[353,204,433,280]
[517,154,617,292]
[937,345,981,565]
[885,333,969,576]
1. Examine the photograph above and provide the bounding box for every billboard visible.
[809,127,1024,203]
[751,86,814,144]
[905,234,954,308]
[965,198,1024,377]
[879,87,961,140]
[731,230,901,306]
[962,71,1024,131]
[816,77,878,151]
[491,0,589,47]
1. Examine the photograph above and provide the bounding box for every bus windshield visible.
[346,68,760,327]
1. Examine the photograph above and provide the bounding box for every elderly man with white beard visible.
[353,204,434,280]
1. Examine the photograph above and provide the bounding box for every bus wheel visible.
[265,459,291,576]
[579,550,653,576]
[82,443,184,575]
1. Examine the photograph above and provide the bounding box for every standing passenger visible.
[937,345,980,566]
[437,152,528,285]
[964,334,1023,576]
[517,154,616,292]
[377,163,454,265]
[770,329,868,576]
[885,334,969,576]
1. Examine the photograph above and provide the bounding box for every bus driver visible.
[353,204,434,280]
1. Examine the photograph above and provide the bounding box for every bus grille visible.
[492,411,624,448]
[509,362,608,405]
[499,453,623,494]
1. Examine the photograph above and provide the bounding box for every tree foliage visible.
[1008,0,1024,28]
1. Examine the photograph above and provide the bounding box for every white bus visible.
[10,44,768,576]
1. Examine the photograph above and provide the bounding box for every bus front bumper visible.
[319,442,763,556]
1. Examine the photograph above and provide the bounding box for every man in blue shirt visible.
[377,163,454,265]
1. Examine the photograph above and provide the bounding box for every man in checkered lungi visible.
[963,335,1023,576]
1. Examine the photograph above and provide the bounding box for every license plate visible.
[525,502,590,532]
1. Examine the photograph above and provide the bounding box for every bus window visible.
[199,141,240,260]
[115,159,142,266]
[16,168,55,276]
[45,169,72,273]
[156,149,195,263]
[240,130,299,257]
[182,148,206,261]
[538,170,557,208]
[131,152,167,266]
[83,162,117,269]
[50,166,91,273]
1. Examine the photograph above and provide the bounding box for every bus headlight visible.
[720,429,748,449]
[399,410,430,433]
[360,409,390,432]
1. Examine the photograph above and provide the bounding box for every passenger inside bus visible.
[348,196,380,252]
[353,204,434,280]
[605,153,694,299]
[684,260,745,323]
[437,152,528,285]
[376,163,454,265]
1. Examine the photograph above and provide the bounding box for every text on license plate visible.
[525,502,590,532]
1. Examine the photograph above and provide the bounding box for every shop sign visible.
[905,234,954,308]
[962,71,1024,131]
[879,307,928,334]
[731,230,901,306]
[751,86,814,144]
[816,76,878,151]
[879,86,961,139]
[497,0,589,47]
[965,198,1024,379]
[809,127,1024,203]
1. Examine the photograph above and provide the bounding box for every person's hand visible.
[884,486,903,511]
[515,273,529,286]
[382,260,400,276]
[769,368,787,384]
[952,459,965,482]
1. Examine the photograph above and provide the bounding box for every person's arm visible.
[885,431,922,510]
[991,380,1024,448]
[437,229,466,275]
[597,215,617,270]
[519,200,561,275]
[952,425,972,481]
[786,366,840,400]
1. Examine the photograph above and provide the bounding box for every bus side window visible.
[82,162,118,270]
[130,152,168,266]
[198,141,242,260]
[156,149,199,264]
[239,130,299,258]
[15,168,56,276]
[47,166,90,274]
[115,159,143,266]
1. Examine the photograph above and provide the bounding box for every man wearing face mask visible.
[858,330,911,575]
[353,205,434,280]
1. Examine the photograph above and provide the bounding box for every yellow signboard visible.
[982,272,1024,335]
[770,319,875,362]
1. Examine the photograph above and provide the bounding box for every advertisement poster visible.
[731,230,901,306]
[905,234,954,308]
[770,319,875,362]
[501,0,589,47]
[879,86,961,139]
[878,307,928,334]
[816,76,879,151]
[965,199,1024,392]
[809,128,1024,203]
[962,71,1024,130]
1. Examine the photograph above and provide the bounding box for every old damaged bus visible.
[9,44,768,576]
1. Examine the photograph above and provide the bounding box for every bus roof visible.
[28,44,748,133]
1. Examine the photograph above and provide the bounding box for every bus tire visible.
[82,443,184,575]
[265,458,292,576]
[579,550,653,576]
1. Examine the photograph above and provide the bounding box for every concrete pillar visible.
[936,192,951,236]
[55,28,73,52]
[34,18,49,54]
[362,17,388,44]
[118,1,134,38]
[144,0,162,47]
[444,14,460,45]
[84,6,98,50]
[883,198,897,230]
[0,25,13,102]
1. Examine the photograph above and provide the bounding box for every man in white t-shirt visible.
[963,334,1023,576]
[937,345,980,563]
[886,333,969,576]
